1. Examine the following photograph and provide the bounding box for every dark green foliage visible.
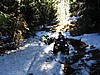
[20,0,57,32]
[0,12,13,33]
[0,0,57,49]
[69,0,100,35]
[0,0,18,14]
[0,0,57,33]
[0,12,14,43]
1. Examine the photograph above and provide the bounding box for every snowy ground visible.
[0,31,100,75]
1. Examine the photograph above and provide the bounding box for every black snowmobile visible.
[53,38,69,55]
[46,37,55,45]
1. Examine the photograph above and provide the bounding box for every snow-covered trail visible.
[0,42,41,75]
[26,43,63,75]
[0,30,100,75]
[0,37,64,75]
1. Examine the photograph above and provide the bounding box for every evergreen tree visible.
[20,0,57,31]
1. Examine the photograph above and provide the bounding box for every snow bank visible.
[0,30,100,75]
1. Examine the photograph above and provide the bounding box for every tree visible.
[20,0,57,31]
[0,0,29,43]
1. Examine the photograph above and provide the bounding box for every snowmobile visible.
[42,35,55,45]
[46,37,55,45]
[53,38,69,55]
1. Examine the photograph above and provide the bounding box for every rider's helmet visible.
[58,32,63,39]
[44,34,49,37]
[59,32,62,35]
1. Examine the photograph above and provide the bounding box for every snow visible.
[0,36,9,40]
[65,32,100,49]
[81,33,100,49]
[63,33,99,75]
[68,16,80,21]
[0,33,64,75]
[0,30,100,75]
[67,16,81,24]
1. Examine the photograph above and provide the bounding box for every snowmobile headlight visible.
[60,39,63,41]
[57,44,60,46]
[55,46,58,49]
[65,44,68,46]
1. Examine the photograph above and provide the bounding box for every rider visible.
[58,32,65,40]
[53,32,69,55]
[42,34,49,44]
